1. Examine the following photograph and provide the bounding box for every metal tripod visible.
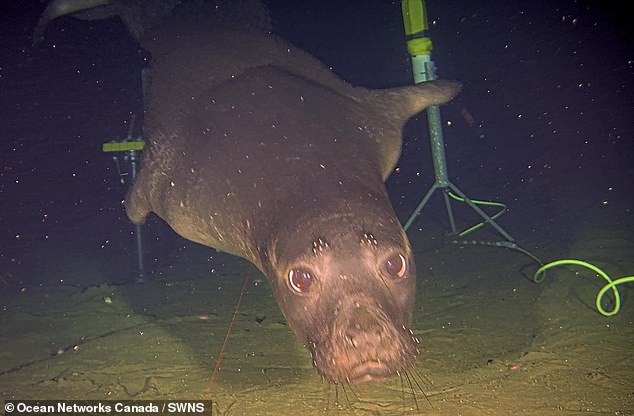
[401,1,515,244]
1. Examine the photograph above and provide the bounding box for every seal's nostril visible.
[344,305,387,350]
[349,336,358,348]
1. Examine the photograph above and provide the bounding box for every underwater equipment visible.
[534,259,633,317]
[400,0,631,317]
[400,0,532,257]
[102,114,146,281]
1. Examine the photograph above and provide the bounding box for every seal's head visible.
[261,197,418,384]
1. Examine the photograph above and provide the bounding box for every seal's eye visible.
[288,268,313,293]
[385,253,407,279]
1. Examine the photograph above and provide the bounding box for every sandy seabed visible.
[1,206,632,416]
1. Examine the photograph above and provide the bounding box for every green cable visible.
[447,191,507,236]
[534,259,634,317]
[443,193,632,317]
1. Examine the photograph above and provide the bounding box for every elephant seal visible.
[35,0,460,384]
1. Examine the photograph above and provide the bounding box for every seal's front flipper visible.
[124,171,152,225]
[355,80,462,180]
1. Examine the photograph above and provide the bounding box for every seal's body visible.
[36,0,460,384]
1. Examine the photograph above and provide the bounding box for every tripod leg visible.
[404,183,440,231]
[442,188,457,235]
[134,223,145,281]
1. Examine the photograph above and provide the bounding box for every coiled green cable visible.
[444,193,631,317]
[534,259,633,317]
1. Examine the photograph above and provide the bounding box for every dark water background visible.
[0,0,632,286]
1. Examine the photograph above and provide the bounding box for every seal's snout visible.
[345,303,389,350]
[342,304,404,384]
[312,299,418,384]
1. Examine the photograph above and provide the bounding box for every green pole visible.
[402,0,448,188]
[400,0,515,244]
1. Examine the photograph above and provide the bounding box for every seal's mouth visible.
[346,360,394,384]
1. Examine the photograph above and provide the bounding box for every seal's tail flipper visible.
[32,0,181,45]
